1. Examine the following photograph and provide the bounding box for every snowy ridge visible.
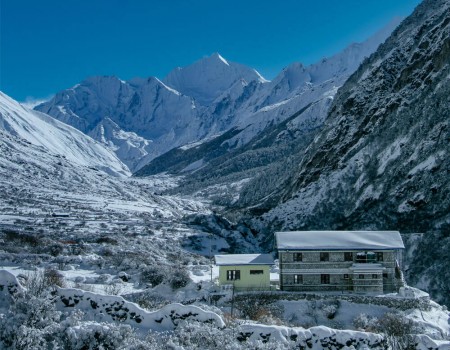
[0,92,130,177]
[88,117,152,172]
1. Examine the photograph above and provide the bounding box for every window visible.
[344,252,353,261]
[376,252,384,261]
[383,273,388,278]
[343,274,349,279]
[320,252,329,262]
[321,274,330,284]
[372,274,378,279]
[250,270,263,275]
[356,252,366,263]
[293,253,303,262]
[294,274,303,284]
[359,274,365,279]
[226,270,240,280]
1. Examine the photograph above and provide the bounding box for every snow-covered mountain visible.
[35,75,203,171]
[36,19,400,173]
[136,18,401,187]
[249,0,450,306]
[0,92,130,177]
[163,53,267,106]
[34,54,268,172]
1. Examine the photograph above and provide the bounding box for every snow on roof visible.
[275,231,405,250]
[215,254,274,266]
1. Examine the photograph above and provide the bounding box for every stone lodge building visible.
[276,231,405,293]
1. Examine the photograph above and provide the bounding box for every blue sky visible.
[1,0,421,102]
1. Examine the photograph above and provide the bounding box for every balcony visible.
[355,251,380,263]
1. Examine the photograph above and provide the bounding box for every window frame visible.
[320,274,330,284]
[226,270,241,281]
[294,274,303,284]
[320,252,330,262]
[293,252,303,262]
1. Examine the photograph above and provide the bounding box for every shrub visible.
[136,293,169,311]
[353,313,379,331]
[23,268,65,297]
[234,294,284,322]
[0,295,150,349]
[104,282,123,296]
[3,229,40,247]
[0,295,61,349]
[48,243,64,257]
[168,266,190,289]
[96,236,118,245]
[322,301,339,319]
[377,312,418,336]
[62,322,138,349]
[140,266,166,287]
[43,268,65,288]
[24,270,47,297]
[375,312,421,350]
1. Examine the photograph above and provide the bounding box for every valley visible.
[1,0,450,348]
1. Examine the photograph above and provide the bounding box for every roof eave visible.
[216,263,274,266]
[277,247,405,251]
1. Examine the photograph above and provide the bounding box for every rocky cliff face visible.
[255,0,450,305]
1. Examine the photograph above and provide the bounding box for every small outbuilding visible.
[215,254,274,291]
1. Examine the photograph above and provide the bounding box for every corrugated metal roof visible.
[275,231,405,250]
[214,254,274,266]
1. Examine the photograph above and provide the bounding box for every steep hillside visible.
[253,0,450,305]
[0,92,129,177]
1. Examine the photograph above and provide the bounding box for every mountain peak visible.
[81,75,126,87]
[163,53,265,105]
[210,52,230,66]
